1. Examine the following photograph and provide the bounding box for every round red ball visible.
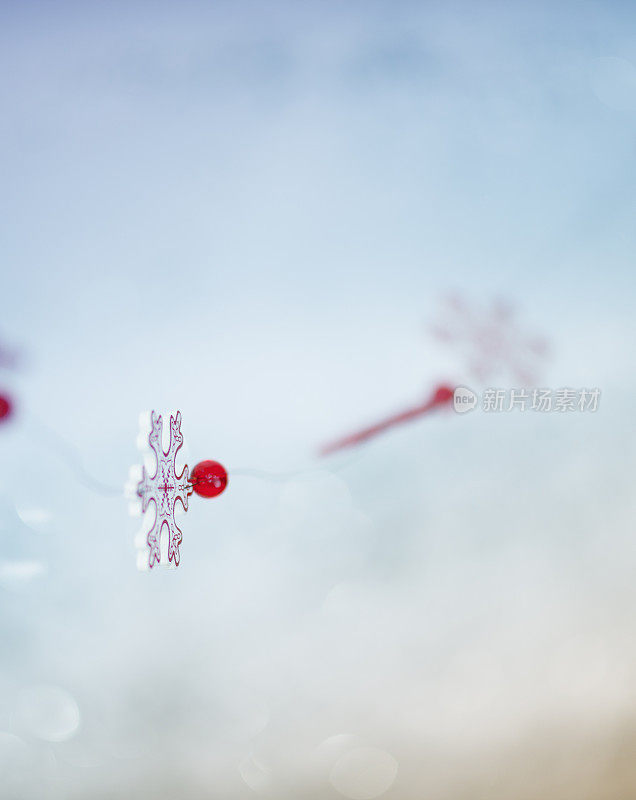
[432,385,454,406]
[0,394,13,422]
[191,460,228,498]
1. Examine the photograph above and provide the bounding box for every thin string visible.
[229,468,307,482]
[24,414,124,497]
[19,414,363,499]
[228,453,362,483]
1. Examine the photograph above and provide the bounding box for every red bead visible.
[432,384,454,406]
[0,394,12,422]
[191,460,228,498]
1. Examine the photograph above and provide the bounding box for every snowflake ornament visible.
[430,293,549,385]
[129,410,192,570]
[0,342,19,370]
[0,333,20,424]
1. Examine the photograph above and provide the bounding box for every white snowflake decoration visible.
[129,410,191,570]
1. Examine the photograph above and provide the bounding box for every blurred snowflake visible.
[0,334,19,423]
[0,338,20,370]
[430,293,549,385]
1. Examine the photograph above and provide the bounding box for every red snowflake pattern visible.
[135,411,191,569]
[430,293,549,385]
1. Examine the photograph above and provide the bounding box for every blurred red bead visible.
[432,384,454,405]
[0,394,12,422]
[191,460,228,498]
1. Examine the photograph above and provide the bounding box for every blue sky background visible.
[1,2,635,798]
